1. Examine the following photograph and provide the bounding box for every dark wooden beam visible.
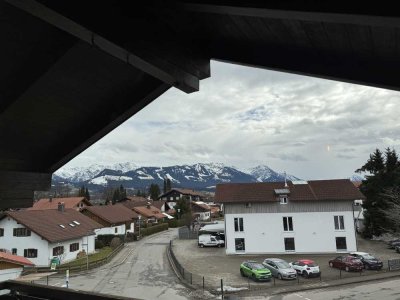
[181,2,400,28]
[212,43,400,92]
[6,0,203,93]
[0,171,51,209]
[2,280,141,300]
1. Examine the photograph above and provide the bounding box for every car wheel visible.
[252,273,257,281]
[217,244,221,248]
[302,271,309,278]
[200,244,204,248]
[329,262,333,268]
[345,266,350,272]
[365,264,370,270]
[240,269,245,277]
[278,273,283,280]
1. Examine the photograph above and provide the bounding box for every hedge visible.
[97,234,125,246]
[168,219,186,228]
[141,223,169,236]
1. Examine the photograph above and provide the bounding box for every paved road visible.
[243,278,400,300]
[37,228,192,300]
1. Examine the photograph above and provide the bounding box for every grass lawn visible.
[61,247,114,268]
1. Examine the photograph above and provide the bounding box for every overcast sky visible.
[63,61,400,180]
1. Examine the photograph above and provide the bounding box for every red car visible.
[329,255,363,272]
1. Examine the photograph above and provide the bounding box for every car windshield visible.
[276,261,291,268]
[250,263,265,270]
[307,263,317,267]
[362,254,375,260]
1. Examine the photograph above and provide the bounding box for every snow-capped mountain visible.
[53,162,300,191]
[349,174,364,182]
[249,165,300,182]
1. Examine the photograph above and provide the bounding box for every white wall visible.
[225,211,357,254]
[0,217,49,266]
[95,224,126,236]
[48,235,95,265]
[0,267,22,282]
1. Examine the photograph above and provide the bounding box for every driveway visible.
[172,234,400,290]
[35,228,194,300]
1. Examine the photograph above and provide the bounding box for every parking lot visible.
[172,234,400,290]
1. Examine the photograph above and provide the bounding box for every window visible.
[234,217,244,232]
[53,246,64,256]
[283,217,293,231]
[115,227,118,233]
[284,238,295,251]
[334,216,345,230]
[24,249,37,258]
[280,196,288,204]
[0,228,3,236]
[13,228,31,237]
[336,237,347,250]
[235,238,245,251]
[12,248,17,255]
[70,243,79,252]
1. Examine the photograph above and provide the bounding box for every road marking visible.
[51,282,60,286]
[294,293,311,300]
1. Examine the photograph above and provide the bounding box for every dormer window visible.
[280,196,288,204]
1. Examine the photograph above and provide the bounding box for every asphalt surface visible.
[35,228,193,300]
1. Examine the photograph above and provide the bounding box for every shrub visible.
[76,250,86,259]
[141,223,168,236]
[110,237,122,249]
[95,239,105,249]
[168,219,186,228]
[97,234,125,246]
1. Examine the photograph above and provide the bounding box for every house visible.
[81,204,138,235]
[0,203,101,266]
[29,197,91,211]
[152,200,171,213]
[158,188,205,207]
[216,179,365,255]
[0,252,34,282]
[191,201,211,221]
[132,203,166,224]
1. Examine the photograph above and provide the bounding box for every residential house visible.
[0,252,34,282]
[81,204,138,235]
[191,202,211,221]
[158,188,205,208]
[29,197,91,211]
[132,203,166,224]
[0,203,101,266]
[216,179,364,255]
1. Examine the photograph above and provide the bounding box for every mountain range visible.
[53,163,364,192]
[53,163,300,192]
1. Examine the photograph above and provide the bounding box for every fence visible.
[24,243,125,275]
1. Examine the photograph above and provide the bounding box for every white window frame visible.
[334,215,345,230]
[280,195,288,204]
[234,217,244,232]
[283,216,294,232]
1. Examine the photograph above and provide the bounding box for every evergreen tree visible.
[174,196,190,219]
[163,178,167,194]
[119,184,127,201]
[85,187,90,200]
[112,189,120,205]
[166,179,172,191]
[357,148,400,237]
[78,185,85,197]
[149,183,160,201]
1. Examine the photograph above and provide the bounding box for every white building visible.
[0,204,102,267]
[216,179,365,255]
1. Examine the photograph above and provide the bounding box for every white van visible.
[198,234,224,248]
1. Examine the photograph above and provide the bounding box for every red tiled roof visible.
[125,196,149,202]
[132,205,164,219]
[29,197,91,210]
[160,188,204,198]
[122,200,150,210]
[6,209,102,243]
[191,202,210,211]
[216,179,365,203]
[83,204,138,224]
[0,252,34,266]
[152,200,166,210]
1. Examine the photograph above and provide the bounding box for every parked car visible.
[387,239,400,249]
[289,259,321,278]
[262,258,297,280]
[349,252,383,270]
[198,234,224,247]
[395,245,400,253]
[240,261,272,281]
[329,256,363,272]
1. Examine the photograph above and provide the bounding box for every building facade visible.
[217,179,364,255]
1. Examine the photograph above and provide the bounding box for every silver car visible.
[262,258,297,280]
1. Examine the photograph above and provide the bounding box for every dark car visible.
[349,252,383,270]
[329,255,363,272]
[387,239,400,249]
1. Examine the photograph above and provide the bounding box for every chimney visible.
[58,202,65,212]
[146,201,151,209]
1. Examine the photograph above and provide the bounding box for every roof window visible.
[59,224,65,228]
[73,221,80,225]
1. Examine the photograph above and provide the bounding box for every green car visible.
[240,261,272,281]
